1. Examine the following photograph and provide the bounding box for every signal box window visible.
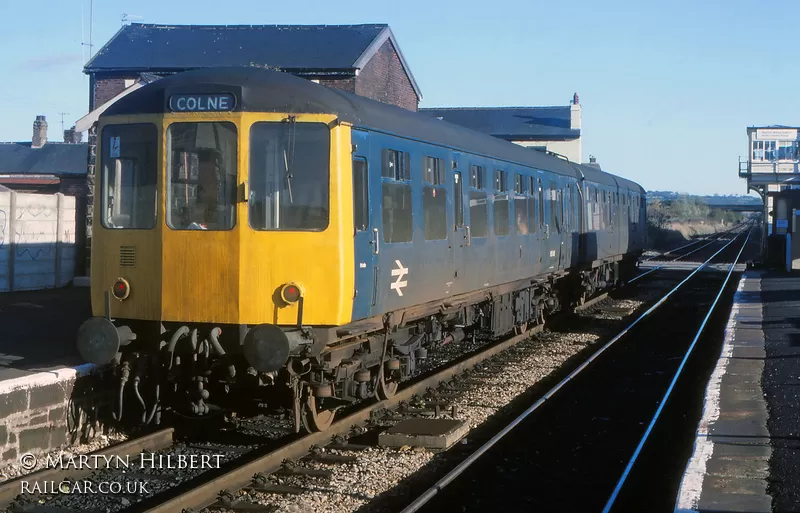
[423,156,447,240]
[248,122,330,231]
[167,122,238,231]
[382,148,412,243]
[101,124,158,229]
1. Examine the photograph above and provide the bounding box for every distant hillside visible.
[647,191,761,206]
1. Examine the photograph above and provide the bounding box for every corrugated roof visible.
[419,106,580,141]
[0,143,87,176]
[86,23,388,72]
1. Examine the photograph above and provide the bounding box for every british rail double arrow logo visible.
[391,260,409,296]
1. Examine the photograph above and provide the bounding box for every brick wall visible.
[356,39,419,112]
[93,78,130,108]
[320,77,356,94]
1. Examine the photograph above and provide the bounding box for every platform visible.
[0,286,96,465]
[675,270,800,512]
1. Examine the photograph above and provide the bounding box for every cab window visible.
[100,123,158,229]
[249,122,330,231]
[167,122,238,230]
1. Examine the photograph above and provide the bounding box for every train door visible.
[619,191,629,252]
[449,156,468,293]
[541,174,559,272]
[351,130,379,320]
[374,141,417,312]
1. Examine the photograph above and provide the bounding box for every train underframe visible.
[93,256,637,433]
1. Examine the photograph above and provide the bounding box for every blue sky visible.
[1,0,795,195]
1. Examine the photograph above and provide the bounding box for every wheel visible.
[375,368,398,400]
[301,393,335,432]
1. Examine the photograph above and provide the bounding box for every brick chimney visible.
[63,125,81,144]
[32,115,48,148]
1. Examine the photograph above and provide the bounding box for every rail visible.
[601,227,753,512]
[399,226,750,513]
[631,225,743,284]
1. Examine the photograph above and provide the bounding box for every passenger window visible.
[353,158,368,232]
[382,183,412,243]
[423,156,445,185]
[515,173,529,235]
[469,164,488,238]
[382,147,412,243]
[494,170,510,236]
[469,165,485,189]
[423,156,447,240]
[383,149,410,180]
[470,191,488,237]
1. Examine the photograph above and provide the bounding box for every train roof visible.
[102,67,644,194]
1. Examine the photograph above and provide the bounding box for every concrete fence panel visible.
[0,190,77,292]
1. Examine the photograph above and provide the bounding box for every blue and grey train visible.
[76,68,646,431]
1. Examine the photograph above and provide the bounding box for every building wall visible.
[514,139,582,164]
[93,77,134,108]
[320,77,356,94]
[356,39,419,112]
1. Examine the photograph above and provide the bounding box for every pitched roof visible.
[84,23,421,98]
[418,106,579,141]
[101,68,643,192]
[0,143,87,176]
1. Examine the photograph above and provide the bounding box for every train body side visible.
[349,127,646,322]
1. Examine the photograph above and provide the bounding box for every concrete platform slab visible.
[378,418,468,451]
[675,271,773,513]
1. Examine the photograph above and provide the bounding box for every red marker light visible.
[281,283,302,304]
[112,278,130,301]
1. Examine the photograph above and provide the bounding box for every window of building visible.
[169,122,238,230]
[101,123,158,230]
[778,141,798,161]
[423,156,445,185]
[382,147,412,243]
[248,122,328,231]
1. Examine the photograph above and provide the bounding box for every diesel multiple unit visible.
[77,68,646,432]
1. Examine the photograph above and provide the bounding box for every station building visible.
[420,94,582,163]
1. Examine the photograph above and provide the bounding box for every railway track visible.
[2,228,752,513]
[1,289,617,513]
[397,224,757,513]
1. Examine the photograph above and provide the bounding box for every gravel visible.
[206,293,652,513]
[0,432,128,483]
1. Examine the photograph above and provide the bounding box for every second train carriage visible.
[77,67,646,431]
